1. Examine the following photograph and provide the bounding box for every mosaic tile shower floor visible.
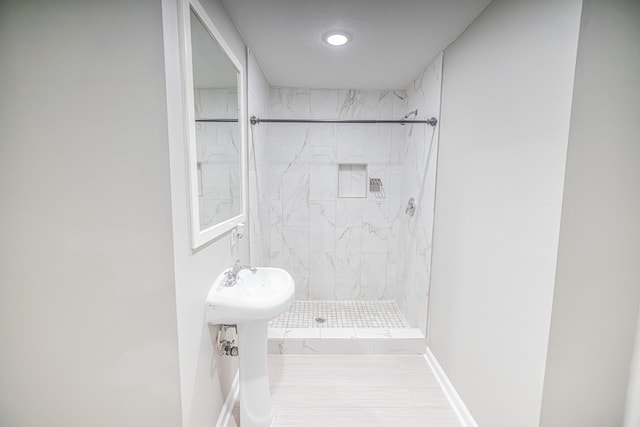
[269,300,410,329]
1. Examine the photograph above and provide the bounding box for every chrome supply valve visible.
[216,325,239,357]
[220,340,239,357]
[224,260,258,287]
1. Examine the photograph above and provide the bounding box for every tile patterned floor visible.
[230,355,462,427]
[269,300,410,329]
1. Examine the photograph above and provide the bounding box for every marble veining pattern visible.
[247,51,271,266]
[194,88,241,230]
[260,87,411,300]
[249,54,442,333]
[394,52,444,334]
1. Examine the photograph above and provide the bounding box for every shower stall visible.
[247,52,443,354]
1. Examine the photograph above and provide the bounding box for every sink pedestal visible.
[237,321,273,427]
[206,266,294,427]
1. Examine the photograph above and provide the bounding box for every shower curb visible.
[267,327,425,355]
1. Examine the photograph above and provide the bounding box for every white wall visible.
[539,0,640,425]
[428,0,583,425]
[0,1,183,425]
[162,0,249,426]
[0,0,251,425]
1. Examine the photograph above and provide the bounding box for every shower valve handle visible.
[406,197,416,217]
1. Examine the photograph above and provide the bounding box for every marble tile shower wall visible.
[395,52,443,334]
[247,51,271,266]
[247,54,443,331]
[194,88,240,229]
[265,88,410,302]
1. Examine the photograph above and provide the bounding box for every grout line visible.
[269,300,410,329]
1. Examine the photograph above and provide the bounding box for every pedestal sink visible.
[206,266,295,427]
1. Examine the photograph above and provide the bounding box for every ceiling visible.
[221,0,492,90]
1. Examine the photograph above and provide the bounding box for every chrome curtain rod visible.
[249,116,438,127]
[195,119,239,122]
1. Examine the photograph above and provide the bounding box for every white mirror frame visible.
[179,0,247,249]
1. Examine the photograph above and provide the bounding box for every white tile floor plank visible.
[408,387,452,407]
[268,354,399,370]
[272,407,461,427]
[233,355,461,427]
[396,354,431,370]
[269,363,440,388]
[271,385,416,408]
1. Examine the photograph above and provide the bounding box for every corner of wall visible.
[429,0,584,425]
[161,0,248,425]
[540,0,640,424]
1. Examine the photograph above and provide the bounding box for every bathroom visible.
[1,0,639,427]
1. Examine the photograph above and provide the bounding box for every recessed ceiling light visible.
[323,31,350,46]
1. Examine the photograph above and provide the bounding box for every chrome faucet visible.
[224,260,257,287]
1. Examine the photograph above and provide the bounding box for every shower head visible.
[402,109,418,120]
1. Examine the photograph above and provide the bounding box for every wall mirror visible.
[180,0,247,248]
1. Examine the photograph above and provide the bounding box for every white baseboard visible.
[424,347,478,427]
[215,370,239,427]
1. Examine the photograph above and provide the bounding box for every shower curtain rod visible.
[194,117,439,127]
[195,119,238,122]
[249,116,438,127]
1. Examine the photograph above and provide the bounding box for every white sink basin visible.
[206,267,295,324]
[205,266,295,427]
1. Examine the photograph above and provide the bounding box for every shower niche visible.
[337,163,367,198]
